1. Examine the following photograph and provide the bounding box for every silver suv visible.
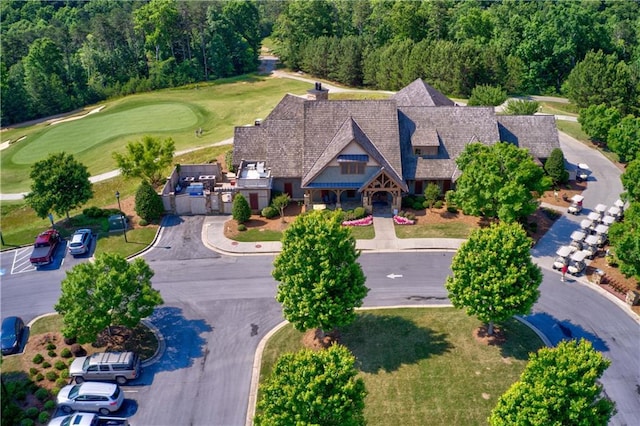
[70,352,141,385]
[57,382,124,415]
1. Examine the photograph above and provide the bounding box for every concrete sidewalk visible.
[202,214,464,255]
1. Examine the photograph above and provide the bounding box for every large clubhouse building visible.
[232,79,560,213]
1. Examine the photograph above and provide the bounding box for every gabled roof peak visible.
[392,79,455,107]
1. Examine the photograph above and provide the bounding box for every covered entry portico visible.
[303,169,404,213]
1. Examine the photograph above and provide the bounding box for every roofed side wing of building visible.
[497,115,560,160]
[264,94,306,120]
[391,78,455,107]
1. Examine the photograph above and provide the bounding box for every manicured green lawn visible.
[95,227,158,258]
[1,75,311,193]
[259,308,543,426]
[233,229,284,242]
[395,221,476,239]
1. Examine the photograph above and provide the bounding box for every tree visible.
[271,193,290,223]
[544,148,569,186]
[607,115,640,163]
[454,142,552,222]
[467,84,507,106]
[113,135,175,186]
[255,344,366,426]
[621,158,640,203]
[424,183,441,209]
[503,99,539,115]
[272,210,368,334]
[55,253,163,344]
[578,104,621,145]
[232,193,251,224]
[445,222,542,335]
[609,202,640,281]
[489,339,615,426]
[25,152,93,220]
[135,180,165,222]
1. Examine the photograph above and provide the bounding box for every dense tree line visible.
[1,0,263,126]
[274,0,640,102]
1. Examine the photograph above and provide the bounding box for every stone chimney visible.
[307,82,329,101]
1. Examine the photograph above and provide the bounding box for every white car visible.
[57,382,124,415]
[68,229,92,256]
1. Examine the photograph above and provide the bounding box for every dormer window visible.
[415,148,422,156]
[337,154,368,175]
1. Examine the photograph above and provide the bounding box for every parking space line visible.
[11,248,36,274]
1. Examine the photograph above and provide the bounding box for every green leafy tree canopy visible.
[503,99,539,115]
[445,222,542,335]
[544,148,569,186]
[55,253,163,344]
[489,339,615,426]
[424,183,441,209]
[113,135,175,186]
[578,103,621,145]
[271,193,290,222]
[621,158,640,203]
[273,210,368,333]
[232,193,251,224]
[135,180,165,222]
[609,202,640,281]
[255,344,366,426]
[467,84,507,106]
[25,152,93,220]
[455,142,552,222]
[607,115,640,163]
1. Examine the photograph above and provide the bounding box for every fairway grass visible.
[258,308,543,426]
[1,75,311,193]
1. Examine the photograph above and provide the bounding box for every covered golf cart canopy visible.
[571,194,584,203]
[585,234,600,246]
[556,246,574,257]
[595,204,608,214]
[570,230,586,241]
[571,251,588,262]
[602,215,615,225]
[588,211,601,221]
[595,224,609,235]
[580,219,593,230]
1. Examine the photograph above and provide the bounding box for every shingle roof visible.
[302,100,403,182]
[392,79,455,107]
[497,115,560,159]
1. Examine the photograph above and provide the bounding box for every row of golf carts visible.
[553,199,626,276]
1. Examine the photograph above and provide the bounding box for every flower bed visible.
[393,215,415,225]
[342,215,373,226]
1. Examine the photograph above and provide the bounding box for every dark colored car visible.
[1,316,25,355]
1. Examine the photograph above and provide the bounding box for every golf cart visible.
[568,250,588,276]
[568,194,584,215]
[580,219,594,233]
[583,234,600,259]
[594,203,608,218]
[606,206,622,222]
[553,245,574,270]
[576,163,590,182]
[569,230,586,251]
[594,224,609,247]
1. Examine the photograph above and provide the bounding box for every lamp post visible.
[115,191,128,243]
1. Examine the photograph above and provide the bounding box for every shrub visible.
[424,183,441,209]
[25,407,39,419]
[402,196,414,208]
[21,419,35,426]
[34,388,49,401]
[63,336,76,345]
[60,369,69,379]
[44,400,56,410]
[83,206,103,218]
[138,218,148,226]
[47,350,56,357]
[261,206,278,219]
[46,371,58,381]
[38,412,51,424]
[32,354,44,364]
[35,373,44,382]
[15,390,27,400]
[29,367,38,376]
[46,343,56,350]
[467,84,507,106]
[237,224,247,231]
[54,360,67,370]
[445,190,457,208]
[42,361,51,368]
[353,207,366,219]
[434,200,444,209]
[135,180,165,222]
[405,212,416,221]
[56,378,68,387]
[70,344,86,356]
[503,99,540,115]
[60,348,72,358]
[232,193,251,223]
[413,201,424,210]
[447,206,458,213]
[51,387,61,395]
[544,148,569,185]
